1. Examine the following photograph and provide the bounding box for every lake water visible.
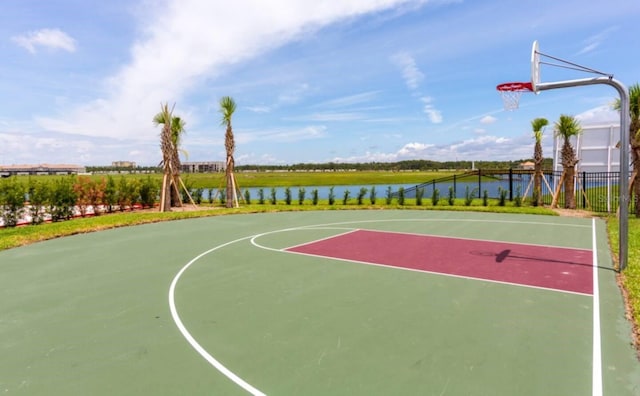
[196,176,555,201]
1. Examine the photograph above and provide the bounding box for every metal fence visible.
[400,169,636,214]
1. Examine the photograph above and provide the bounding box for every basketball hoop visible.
[496,82,533,110]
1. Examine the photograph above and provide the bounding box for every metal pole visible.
[538,77,629,270]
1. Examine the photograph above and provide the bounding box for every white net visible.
[499,90,524,111]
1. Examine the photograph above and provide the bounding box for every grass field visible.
[16,170,479,189]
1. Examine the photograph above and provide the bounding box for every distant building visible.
[519,161,535,170]
[112,161,137,168]
[0,164,87,176]
[181,161,225,173]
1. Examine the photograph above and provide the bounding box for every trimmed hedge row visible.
[0,175,160,227]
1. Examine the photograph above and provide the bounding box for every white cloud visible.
[39,0,424,142]
[391,51,424,90]
[480,115,497,124]
[576,27,618,55]
[575,104,620,125]
[12,28,76,54]
[421,96,442,123]
[316,91,380,108]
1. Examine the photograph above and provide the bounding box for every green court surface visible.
[1,210,639,395]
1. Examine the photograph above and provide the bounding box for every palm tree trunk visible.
[564,167,576,209]
[533,166,542,206]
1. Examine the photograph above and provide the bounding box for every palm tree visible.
[219,96,238,208]
[531,117,548,206]
[154,103,175,212]
[552,114,582,209]
[154,105,189,211]
[613,83,640,217]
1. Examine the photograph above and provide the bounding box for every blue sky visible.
[1,0,638,166]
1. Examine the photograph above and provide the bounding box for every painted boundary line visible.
[592,217,602,396]
[168,235,267,396]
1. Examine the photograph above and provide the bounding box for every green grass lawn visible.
[17,170,478,189]
[608,216,640,352]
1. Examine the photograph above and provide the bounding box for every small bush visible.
[431,188,440,206]
[311,189,319,205]
[208,188,216,204]
[483,190,489,206]
[104,176,117,213]
[369,186,377,205]
[328,187,335,205]
[269,188,277,204]
[342,189,351,205]
[498,187,507,206]
[0,177,26,227]
[357,187,367,205]
[258,188,265,204]
[50,177,77,222]
[416,187,424,206]
[298,188,306,205]
[219,189,226,205]
[385,186,393,205]
[398,187,405,206]
[244,189,251,205]
[464,186,478,206]
[27,178,49,225]
[284,187,292,205]
[139,176,159,208]
[514,186,522,207]
[448,186,455,206]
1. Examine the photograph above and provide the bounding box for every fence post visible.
[582,171,587,209]
[511,168,515,201]
[453,174,456,197]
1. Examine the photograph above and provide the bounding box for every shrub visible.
[431,188,440,206]
[328,187,335,205]
[357,187,367,205]
[269,188,277,204]
[342,189,351,205]
[369,186,377,205]
[243,189,251,204]
[0,177,26,227]
[219,189,226,205]
[311,189,319,205]
[50,177,77,222]
[483,189,489,206]
[284,187,292,205]
[397,187,405,206]
[208,188,216,204]
[498,187,507,206]
[514,186,522,207]
[448,186,455,206]
[104,176,118,213]
[385,186,393,205]
[139,176,159,208]
[464,186,478,206]
[117,177,138,211]
[298,188,306,205]
[416,187,424,206]
[27,178,49,225]
[73,176,93,217]
[258,188,265,204]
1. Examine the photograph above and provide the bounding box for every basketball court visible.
[1,210,639,395]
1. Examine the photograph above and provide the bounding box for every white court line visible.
[592,217,602,396]
[168,235,267,396]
